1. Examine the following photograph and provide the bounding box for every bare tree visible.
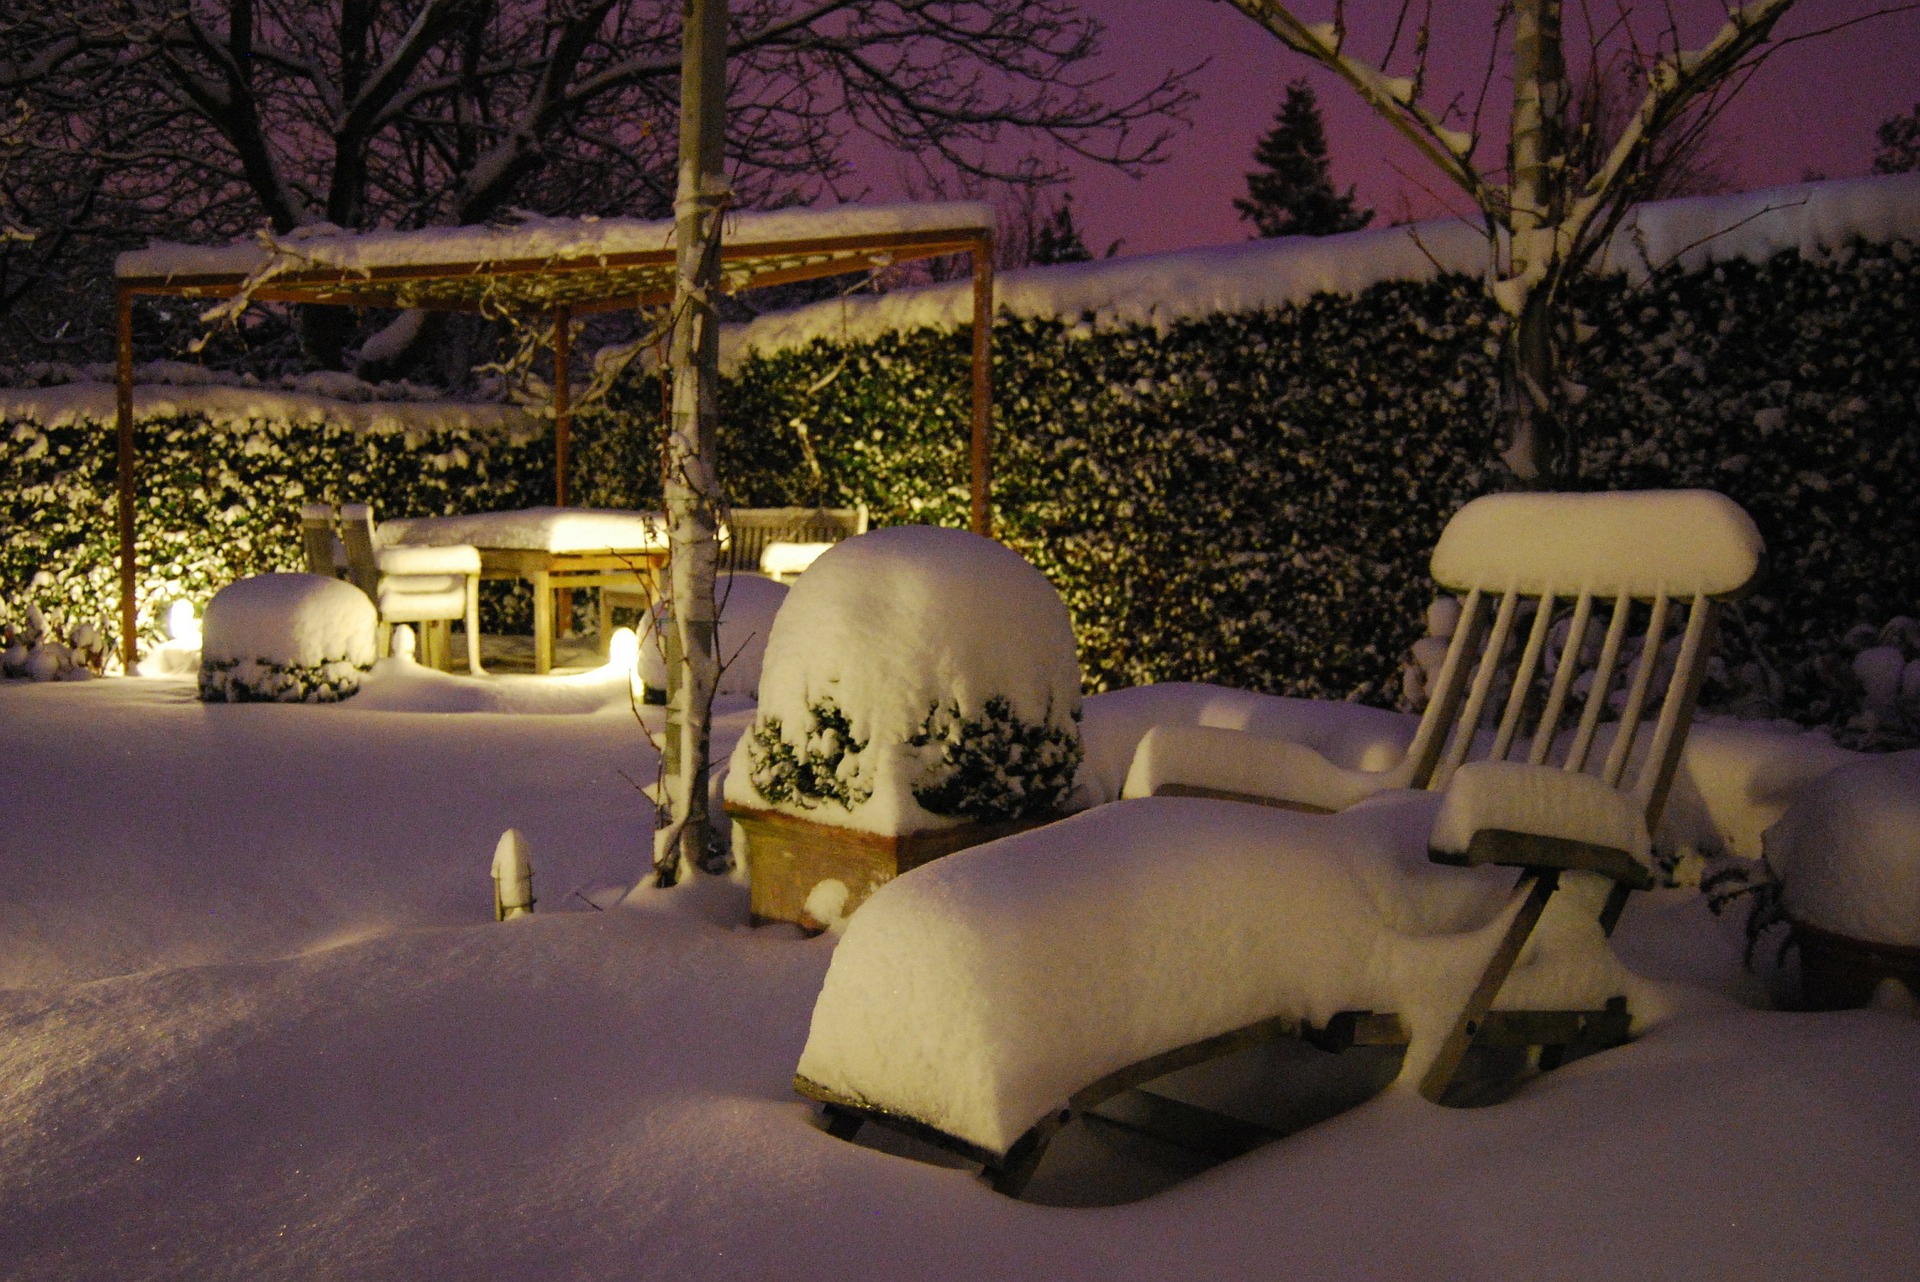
[654,0,728,886]
[14,0,1195,373]
[1220,0,1803,485]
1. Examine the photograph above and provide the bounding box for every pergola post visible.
[969,236,995,538]
[115,286,138,669]
[552,305,573,507]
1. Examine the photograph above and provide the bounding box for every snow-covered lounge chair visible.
[340,503,484,674]
[794,490,1763,1195]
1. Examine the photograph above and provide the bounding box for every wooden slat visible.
[1403,588,1484,789]
[1528,591,1593,766]
[1492,591,1557,762]
[1436,588,1520,788]
[1634,595,1716,829]
[1602,592,1670,789]
[1567,593,1633,774]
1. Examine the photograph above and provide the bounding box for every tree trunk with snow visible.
[1222,0,1799,489]
[1498,0,1570,485]
[654,0,729,887]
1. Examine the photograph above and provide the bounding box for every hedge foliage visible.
[0,413,551,649]
[4,237,1915,725]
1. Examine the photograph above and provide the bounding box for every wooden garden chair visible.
[792,489,1762,1197]
[598,503,867,645]
[340,503,484,674]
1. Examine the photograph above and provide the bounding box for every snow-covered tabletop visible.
[380,506,668,554]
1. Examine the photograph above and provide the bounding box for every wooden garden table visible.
[380,507,669,673]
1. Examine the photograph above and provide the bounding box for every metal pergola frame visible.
[111,219,996,665]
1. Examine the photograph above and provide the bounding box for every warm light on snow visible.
[166,599,200,646]
[606,625,640,676]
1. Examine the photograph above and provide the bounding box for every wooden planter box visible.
[726,804,1064,929]
[1791,918,1920,1010]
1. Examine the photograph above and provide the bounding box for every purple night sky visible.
[859,1,1920,258]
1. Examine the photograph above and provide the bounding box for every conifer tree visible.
[1875,104,1920,174]
[1235,79,1374,238]
[1031,193,1095,264]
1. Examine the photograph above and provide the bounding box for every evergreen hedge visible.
[4,237,1915,726]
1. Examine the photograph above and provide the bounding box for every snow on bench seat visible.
[796,793,1640,1158]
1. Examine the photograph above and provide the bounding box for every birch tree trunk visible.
[655,0,728,886]
[1499,0,1570,486]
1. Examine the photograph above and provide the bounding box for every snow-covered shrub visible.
[1824,616,1920,750]
[197,573,377,703]
[1763,752,1920,949]
[724,527,1084,834]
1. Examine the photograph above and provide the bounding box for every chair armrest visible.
[1431,828,1656,890]
[1428,761,1655,889]
[377,543,482,576]
[1121,723,1407,813]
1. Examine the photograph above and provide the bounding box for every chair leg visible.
[1419,870,1561,1104]
[464,576,484,674]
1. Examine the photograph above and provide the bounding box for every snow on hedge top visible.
[378,506,666,553]
[1766,751,1920,947]
[0,362,529,436]
[1429,489,1762,598]
[115,202,994,280]
[724,526,1082,835]
[727,174,1920,361]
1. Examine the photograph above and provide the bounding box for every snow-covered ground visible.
[4,672,1918,1280]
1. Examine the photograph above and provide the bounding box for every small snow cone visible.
[724,526,1084,927]
[198,573,378,703]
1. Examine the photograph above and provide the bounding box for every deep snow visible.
[2,674,1917,1281]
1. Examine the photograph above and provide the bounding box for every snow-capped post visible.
[654,0,730,887]
[492,829,534,921]
[1221,0,1797,486]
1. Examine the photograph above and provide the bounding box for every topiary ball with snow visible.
[724,526,1084,835]
[1767,751,1920,949]
[198,573,378,703]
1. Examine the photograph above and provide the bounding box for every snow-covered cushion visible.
[199,573,376,703]
[376,580,469,621]
[1430,490,1762,599]
[797,794,1635,1158]
[1120,723,1410,812]
[1429,761,1651,866]
[376,543,481,576]
[759,540,834,580]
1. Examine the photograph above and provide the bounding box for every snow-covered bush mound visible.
[635,572,788,700]
[725,527,1083,834]
[1766,752,1920,947]
[199,573,377,703]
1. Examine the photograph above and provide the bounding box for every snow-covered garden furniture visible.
[723,525,1083,930]
[340,504,483,673]
[598,504,868,644]
[1764,752,1920,1008]
[198,573,379,703]
[795,490,1763,1195]
[299,503,345,578]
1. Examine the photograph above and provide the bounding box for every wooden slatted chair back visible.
[300,504,340,578]
[724,504,869,575]
[1398,491,1762,834]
